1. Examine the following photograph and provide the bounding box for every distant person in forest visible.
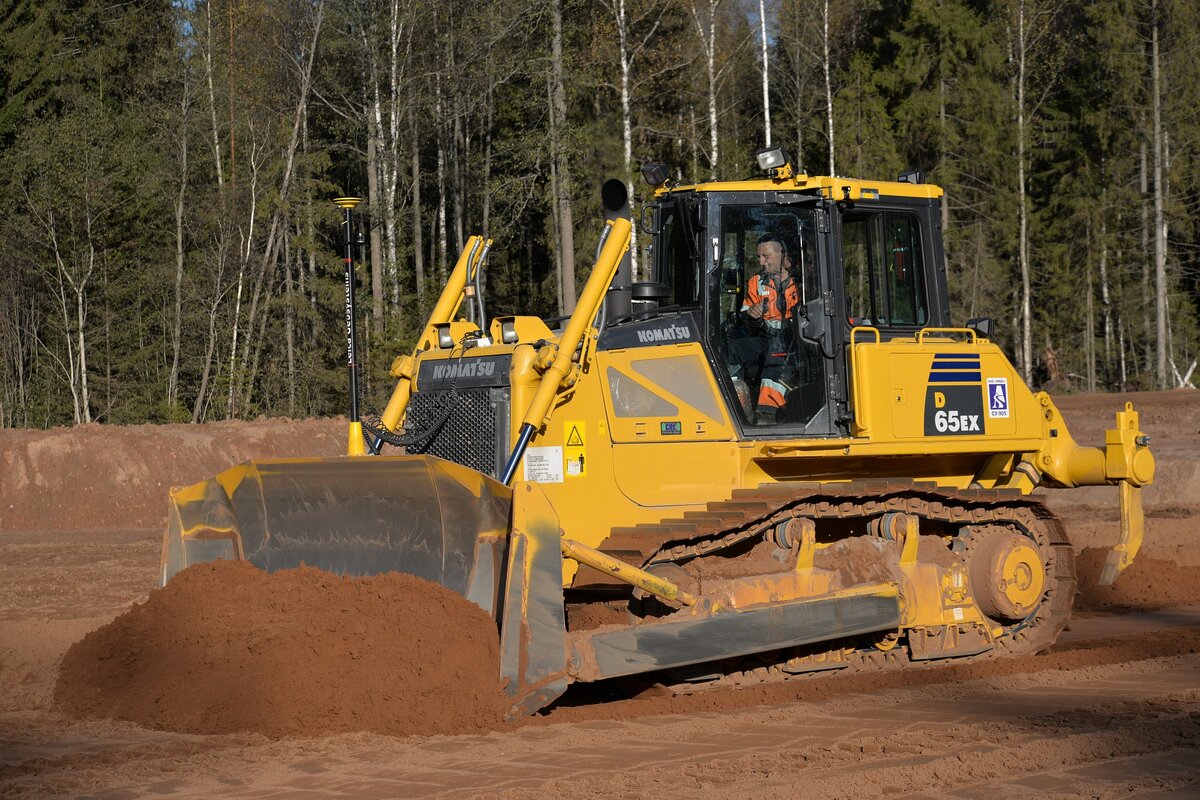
[729,234,800,423]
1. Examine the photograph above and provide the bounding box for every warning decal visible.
[524,446,563,483]
[564,420,586,477]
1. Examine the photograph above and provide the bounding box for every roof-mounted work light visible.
[640,162,670,187]
[755,145,793,179]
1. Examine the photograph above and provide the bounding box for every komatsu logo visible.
[431,361,497,380]
[636,324,691,344]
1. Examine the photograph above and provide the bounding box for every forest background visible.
[0,0,1196,428]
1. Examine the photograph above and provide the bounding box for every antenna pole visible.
[334,197,365,456]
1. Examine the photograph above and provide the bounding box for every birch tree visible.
[1148,0,1167,388]
[758,0,771,145]
[550,0,576,313]
[599,0,670,277]
[691,0,722,178]
[1008,0,1063,383]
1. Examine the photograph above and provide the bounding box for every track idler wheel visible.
[967,528,1046,622]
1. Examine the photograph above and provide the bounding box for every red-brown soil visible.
[0,418,344,532]
[1,389,1198,798]
[52,561,507,738]
[1076,548,1200,610]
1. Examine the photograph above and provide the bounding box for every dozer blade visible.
[162,455,574,716]
[161,455,513,608]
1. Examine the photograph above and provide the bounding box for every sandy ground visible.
[1,390,1198,798]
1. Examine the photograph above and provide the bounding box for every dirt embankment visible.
[53,560,507,738]
[0,418,344,532]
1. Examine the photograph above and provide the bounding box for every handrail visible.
[376,236,487,435]
[847,326,880,436]
[916,327,977,344]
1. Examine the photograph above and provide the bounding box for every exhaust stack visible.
[601,178,633,323]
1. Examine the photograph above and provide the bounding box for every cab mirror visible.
[966,317,995,339]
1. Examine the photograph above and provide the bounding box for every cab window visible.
[658,201,702,307]
[711,204,826,429]
[843,211,928,327]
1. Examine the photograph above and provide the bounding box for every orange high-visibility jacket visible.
[742,272,799,326]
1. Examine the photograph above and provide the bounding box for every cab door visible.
[830,198,953,437]
[702,193,839,437]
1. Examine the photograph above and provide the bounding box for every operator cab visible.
[643,151,950,438]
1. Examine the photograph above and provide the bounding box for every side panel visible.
[850,335,1045,449]
[611,441,742,507]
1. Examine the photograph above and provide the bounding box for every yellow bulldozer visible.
[162,147,1155,717]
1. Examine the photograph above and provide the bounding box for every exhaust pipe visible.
[601,178,633,323]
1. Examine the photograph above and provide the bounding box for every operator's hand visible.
[746,298,767,320]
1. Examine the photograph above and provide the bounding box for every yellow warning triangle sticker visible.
[566,425,584,447]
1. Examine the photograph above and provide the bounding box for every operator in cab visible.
[730,234,800,424]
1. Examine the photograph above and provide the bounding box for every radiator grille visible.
[405,388,508,478]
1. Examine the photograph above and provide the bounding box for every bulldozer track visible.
[608,480,1076,692]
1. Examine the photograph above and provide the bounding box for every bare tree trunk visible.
[1015,0,1033,383]
[40,210,95,424]
[611,0,639,276]
[411,111,425,303]
[939,77,949,233]
[691,0,720,179]
[482,83,494,239]
[1086,222,1095,393]
[551,0,576,313]
[284,226,296,416]
[226,141,261,417]
[1150,0,1167,389]
[366,126,384,322]
[226,252,246,417]
[548,98,564,313]
[386,0,407,308]
[690,107,699,178]
[1140,137,1151,373]
[228,0,236,191]
[49,264,82,424]
[1099,215,1112,380]
[170,72,190,409]
[759,0,771,145]
[203,0,225,193]
[192,249,226,423]
[1119,315,1127,388]
[355,0,405,314]
[302,113,317,346]
[822,0,835,175]
[453,100,465,255]
[242,277,277,413]
[74,248,91,424]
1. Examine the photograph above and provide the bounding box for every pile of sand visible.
[1075,547,1200,610]
[53,561,508,738]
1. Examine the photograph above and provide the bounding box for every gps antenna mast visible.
[334,197,365,456]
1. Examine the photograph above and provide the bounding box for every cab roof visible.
[659,173,943,202]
